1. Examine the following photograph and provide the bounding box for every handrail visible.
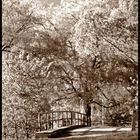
[39,111,87,115]
[38,111,88,131]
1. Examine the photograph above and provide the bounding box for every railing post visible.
[57,112,59,127]
[80,114,81,125]
[67,112,68,125]
[71,111,73,125]
[45,113,47,130]
[78,113,79,125]
[52,112,53,129]
[46,113,48,130]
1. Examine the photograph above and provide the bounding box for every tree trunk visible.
[25,116,29,140]
[86,103,91,126]
[131,109,136,131]
[131,98,137,131]
[101,105,104,126]
[14,121,19,140]
[3,125,7,140]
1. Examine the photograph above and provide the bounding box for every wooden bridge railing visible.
[38,111,88,131]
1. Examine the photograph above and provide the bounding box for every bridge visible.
[36,111,90,138]
[35,111,136,139]
[37,111,90,130]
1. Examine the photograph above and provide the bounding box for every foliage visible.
[2,0,138,139]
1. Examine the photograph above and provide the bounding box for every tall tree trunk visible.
[131,97,137,131]
[3,125,7,140]
[101,105,104,126]
[86,103,91,126]
[25,116,29,140]
[14,120,19,140]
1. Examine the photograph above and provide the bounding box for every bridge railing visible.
[38,111,88,131]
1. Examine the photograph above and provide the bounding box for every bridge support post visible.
[71,111,73,125]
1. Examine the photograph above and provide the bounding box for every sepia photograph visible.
[2,0,138,140]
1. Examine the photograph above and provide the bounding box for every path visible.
[36,125,137,139]
[47,126,138,140]
[54,126,134,138]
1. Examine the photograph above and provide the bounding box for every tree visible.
[2,1,52,138]
[69,0,138,128]
[2,0,138,138]
[52,0,138,128]
[2,0,44,52]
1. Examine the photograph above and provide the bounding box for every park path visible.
[49,126,134,139]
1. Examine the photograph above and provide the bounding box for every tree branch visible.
[103,36,137,65]
[91,100,120,108]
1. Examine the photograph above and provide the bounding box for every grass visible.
[47,131,138,140]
